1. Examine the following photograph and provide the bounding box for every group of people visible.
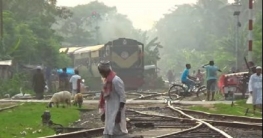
[179,60,262,114]
[32,59,261,137]
[180,60,221,101]
[32,66,82,99]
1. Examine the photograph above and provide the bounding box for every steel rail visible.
[40,127,104,138]
[43,108,198,138]
[174,106,262,123]
[167,101,233,138]
[155,122,203,138]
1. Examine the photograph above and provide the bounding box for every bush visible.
[0,73,34,98]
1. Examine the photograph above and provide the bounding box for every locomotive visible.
[104,38,144,90]
[59,38,144,90]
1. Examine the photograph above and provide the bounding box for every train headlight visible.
[121,51,129,59]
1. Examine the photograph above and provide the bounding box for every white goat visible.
[48,91,71,108]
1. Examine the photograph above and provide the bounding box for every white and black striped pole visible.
[248,0,253,62]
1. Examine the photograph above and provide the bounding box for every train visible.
[59,38,144,90]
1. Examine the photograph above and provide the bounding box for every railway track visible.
[127,105,262,127]
[43,102,262,138]
[2,91,261,138]
[42,128,104,138]
[42,109,198,138]
[169,103,262,124]
[157,123,229,138]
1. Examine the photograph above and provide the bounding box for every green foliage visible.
[1,0,72,66]
[56,53,72,68]
[0,73,34,97]
[0,103,80,138]
[53,1,118,45]
[155,0,262,74]
[253,13,262,65]
[133,30,163,65]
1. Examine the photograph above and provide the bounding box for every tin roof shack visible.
[0,60,12,80]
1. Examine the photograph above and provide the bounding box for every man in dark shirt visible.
[32,66,46,99]
[59,68,69,91]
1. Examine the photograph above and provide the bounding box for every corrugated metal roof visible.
[59,47,82,54]
[0,60,12,66]
[73,45,104,54]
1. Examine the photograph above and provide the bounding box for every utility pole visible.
[233,0,241,71]
[0,0,3,40]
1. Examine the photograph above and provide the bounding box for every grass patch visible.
[188,100,262,118]
[0,102,80,138]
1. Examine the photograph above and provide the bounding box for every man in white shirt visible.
[248,66,262,114]
[69,69,81,98]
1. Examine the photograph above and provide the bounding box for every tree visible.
[253,13,262,65]
[53,1,117,45]
[2,0,72,68]
[154,0,262,75]
[53,1,139,46]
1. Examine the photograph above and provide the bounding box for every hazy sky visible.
[57,0,235,30]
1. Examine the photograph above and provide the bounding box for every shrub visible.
[0,73,34,98]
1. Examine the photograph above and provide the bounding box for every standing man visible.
[32,66,46,100]
[69,69,81,98]
[248,66,262,114]
[59,68,69,91]
[181,64,196,93]
[98,61,128,138]
[202,61,222,101]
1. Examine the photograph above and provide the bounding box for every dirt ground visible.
[0,102,17,108]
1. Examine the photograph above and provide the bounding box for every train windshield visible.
[110,44,143,69]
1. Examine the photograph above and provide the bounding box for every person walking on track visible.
[98,61,129,138]
[248,66,262,114]
[202,61,222,101]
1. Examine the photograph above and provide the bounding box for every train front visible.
[104,38,144,90]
